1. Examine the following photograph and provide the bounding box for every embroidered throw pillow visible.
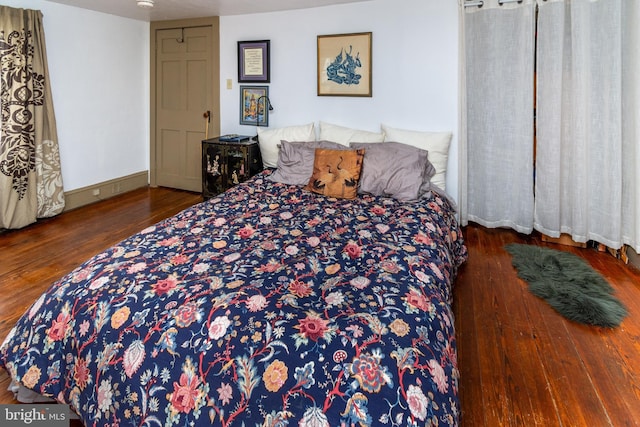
[305,148,365,199]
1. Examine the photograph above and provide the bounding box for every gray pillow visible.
[268,140,347,185]
[350,141,435,201]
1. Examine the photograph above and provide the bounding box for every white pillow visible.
[381,124,452,191]
[319,121,385,146]
[257,123,316,168]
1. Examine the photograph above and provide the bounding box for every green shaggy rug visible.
[504,243,627,328]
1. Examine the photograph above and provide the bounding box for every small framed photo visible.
[317,32,372,97]
[240,85,270,126]
[238,40,270,83]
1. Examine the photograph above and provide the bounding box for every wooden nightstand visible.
[201,137,263,199]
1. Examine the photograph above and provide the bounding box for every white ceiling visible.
[44,0,372,21]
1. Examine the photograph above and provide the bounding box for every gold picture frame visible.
[317,32,372,97]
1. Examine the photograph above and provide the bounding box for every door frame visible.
[149,17,220,187]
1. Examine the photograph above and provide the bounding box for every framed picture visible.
[317,32,372,97]
[240,85,270,126]
[238,40,270,83]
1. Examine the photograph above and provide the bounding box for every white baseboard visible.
[63,171,149,212]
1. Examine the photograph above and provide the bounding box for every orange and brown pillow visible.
[305,148,365,199]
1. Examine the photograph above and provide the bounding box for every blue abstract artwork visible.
[326,45,362,86]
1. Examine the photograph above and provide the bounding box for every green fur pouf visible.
[505,243,627,328]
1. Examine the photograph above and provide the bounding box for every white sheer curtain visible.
[459,0,536,233]
[534,0,640,252]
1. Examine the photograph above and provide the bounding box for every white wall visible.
[0,0,149,191]
[2,0,459,201]
[220,0,459,201]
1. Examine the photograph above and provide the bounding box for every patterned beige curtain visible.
[0,6,64,229]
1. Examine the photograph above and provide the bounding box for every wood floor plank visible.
[529,291,611,426]
[456,224,640,427]
[494,230,557,425]
[465,230,513,425]
[559,246,640,426]
[453,250,484,421]
[566,302,640,425]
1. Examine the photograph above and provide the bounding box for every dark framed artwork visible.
[317,32,372,97]
[240,85,270,126]
[238,40,270,83]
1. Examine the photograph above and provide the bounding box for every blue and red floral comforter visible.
[1,171,467,426]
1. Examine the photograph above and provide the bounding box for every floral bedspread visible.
[1,171,467,427]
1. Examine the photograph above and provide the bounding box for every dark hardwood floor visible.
[1,187,639,426]
[455,224,640,426]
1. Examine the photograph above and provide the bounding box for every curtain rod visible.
[464,0,529,7]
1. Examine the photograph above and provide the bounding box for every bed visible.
[1,127,467,426]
